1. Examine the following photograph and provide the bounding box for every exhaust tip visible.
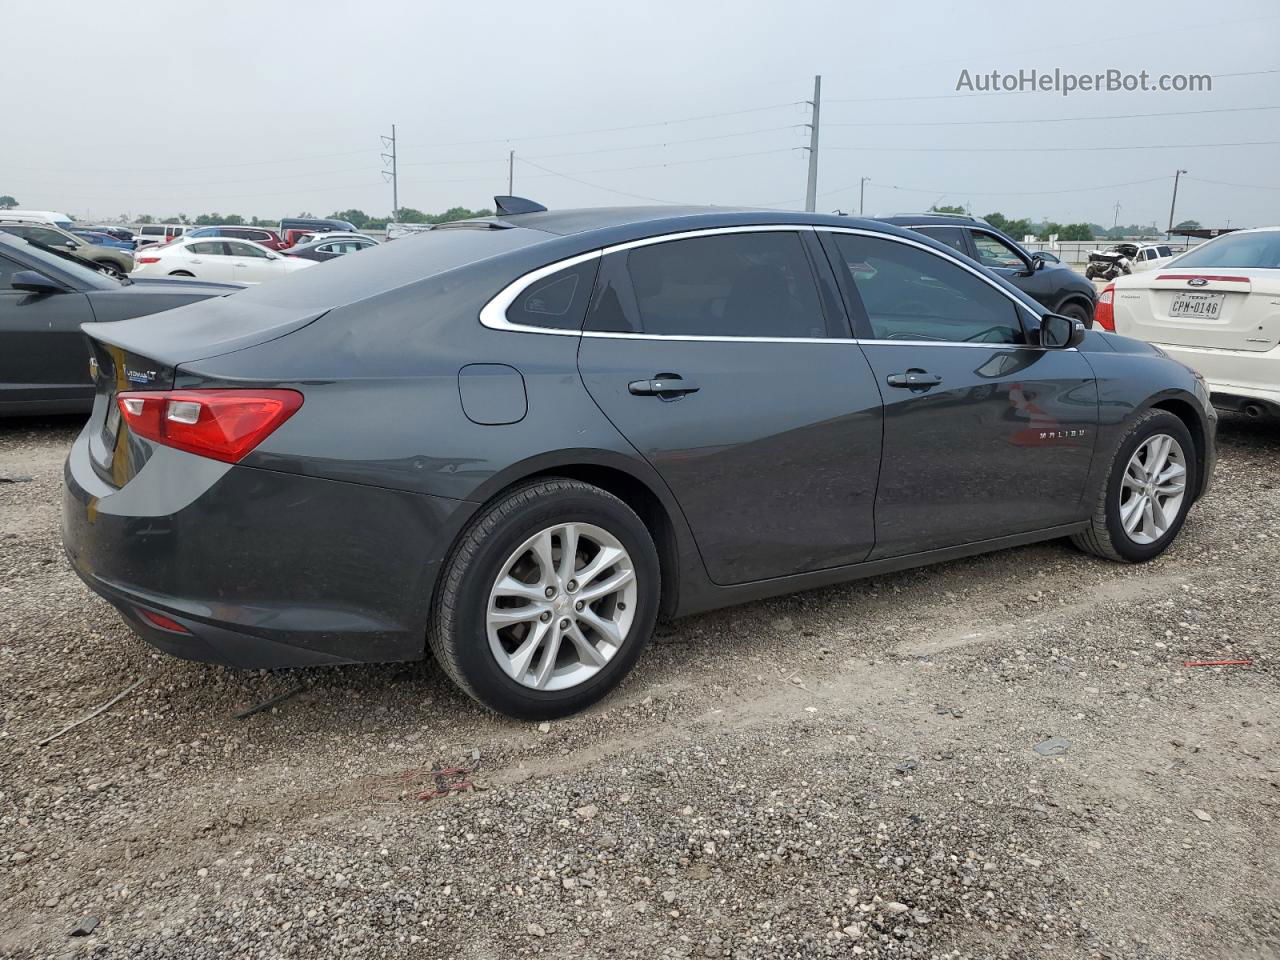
[1242,403,1265,419]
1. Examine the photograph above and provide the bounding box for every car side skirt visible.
[673,522,1089,618]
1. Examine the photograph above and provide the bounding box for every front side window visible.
[830,233,1025,344]
[0,253,21,290]
[587,231,829,338]
[505,258,598,331]
[970,232,1026,270]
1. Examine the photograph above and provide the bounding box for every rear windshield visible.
[1174,232,1280,269]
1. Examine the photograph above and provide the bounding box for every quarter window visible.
[830,233,1026,344]
[505,259,598,331]
[587,232,829,338]
[914,227,969,256]
[0,253,21,290]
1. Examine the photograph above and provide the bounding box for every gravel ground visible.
[1,414,1277,960]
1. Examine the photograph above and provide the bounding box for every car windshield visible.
[1173,232,1280,269]
[10,237,124,288]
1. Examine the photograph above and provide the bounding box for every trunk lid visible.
[1113,271,1280,352]
[81,295,326,488]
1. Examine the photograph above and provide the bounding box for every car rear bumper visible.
[1154,341,1280,411]
[61,426,475,668]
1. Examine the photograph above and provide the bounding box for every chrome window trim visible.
[478,222,1049,345]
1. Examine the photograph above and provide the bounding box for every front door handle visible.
[628,376,700,397]
[886,370,943,389]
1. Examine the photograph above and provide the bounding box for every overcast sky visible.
[5,1,1277,228]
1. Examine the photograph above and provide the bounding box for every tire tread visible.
[427,478,642,708]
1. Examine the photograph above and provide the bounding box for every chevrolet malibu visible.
[63,202,1216,719]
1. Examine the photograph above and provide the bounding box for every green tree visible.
[393,207,429,223]
[1059,223,1095,241]
[330,209,370,229]
[1175,219,1201,230]
[193,213,222,225]
[1002,218,1032,238]
[223,214,245,225]
[929,204,967,216]
[0,195,18,209]
[136,214,154,224]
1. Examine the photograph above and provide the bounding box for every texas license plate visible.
[1168,291,1224,319]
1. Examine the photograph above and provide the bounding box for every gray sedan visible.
[62,202,1215,719]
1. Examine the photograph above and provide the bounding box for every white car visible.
[1097,227,1280,417]
[132,235,315,284]
[1130,243,1177,273]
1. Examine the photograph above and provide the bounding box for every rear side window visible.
[913,227,968,256]
[587,232,829,338]
[830,233,1025,344]
[188,241,227,256]
[505,258,598,331]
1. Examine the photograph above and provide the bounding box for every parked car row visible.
[0,220,134,277]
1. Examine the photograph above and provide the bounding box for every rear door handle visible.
[886,370,943,388]
[628,377,700,397]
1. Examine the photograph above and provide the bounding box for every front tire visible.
[429,479,660,719]
[1071,409,1197,563]
[95,260,125,279]
[1057,300,1092,328]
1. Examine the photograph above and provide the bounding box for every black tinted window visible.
[914,227,968,256]
[506,259,598,331]
[0,254,21,290]
[594,232,827,338]
[832,234,1025,344]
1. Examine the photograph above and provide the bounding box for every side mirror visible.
[1039,313,1085,349]
[1031,254,1047,272]
[12,270,66,295]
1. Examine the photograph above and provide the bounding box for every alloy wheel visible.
[1119,433,1187,545]
[486,522,637,691]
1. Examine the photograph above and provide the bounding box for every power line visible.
[824,104,1280,128]
[1186,176,1280,192]
[825,140,1280,153]
[395,124,801,168]
[402,101,803,149]
[825,67,1280,105]
[515,157,692,205]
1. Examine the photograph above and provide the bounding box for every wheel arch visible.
[1145,393,1210,500]
[1054,290,1097,320]
[465,450,697,620]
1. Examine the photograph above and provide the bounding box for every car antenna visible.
[494,196,548,216]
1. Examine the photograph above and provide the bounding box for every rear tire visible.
[428,479,660,720]
[1071,409,1197,563]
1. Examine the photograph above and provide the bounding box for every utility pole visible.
[1112,200,1122,229]
[860,177,870,216]
[1166,169,1187,239]
[381,125,398,219]
[508,149,515,195]
[804,75,821,213]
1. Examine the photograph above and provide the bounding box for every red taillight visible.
[116,389,303,463]
[1094,283,1115,332]
[138,608,190,634]
[137,256,161,264]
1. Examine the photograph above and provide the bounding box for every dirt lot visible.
[1,415,1277,960]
